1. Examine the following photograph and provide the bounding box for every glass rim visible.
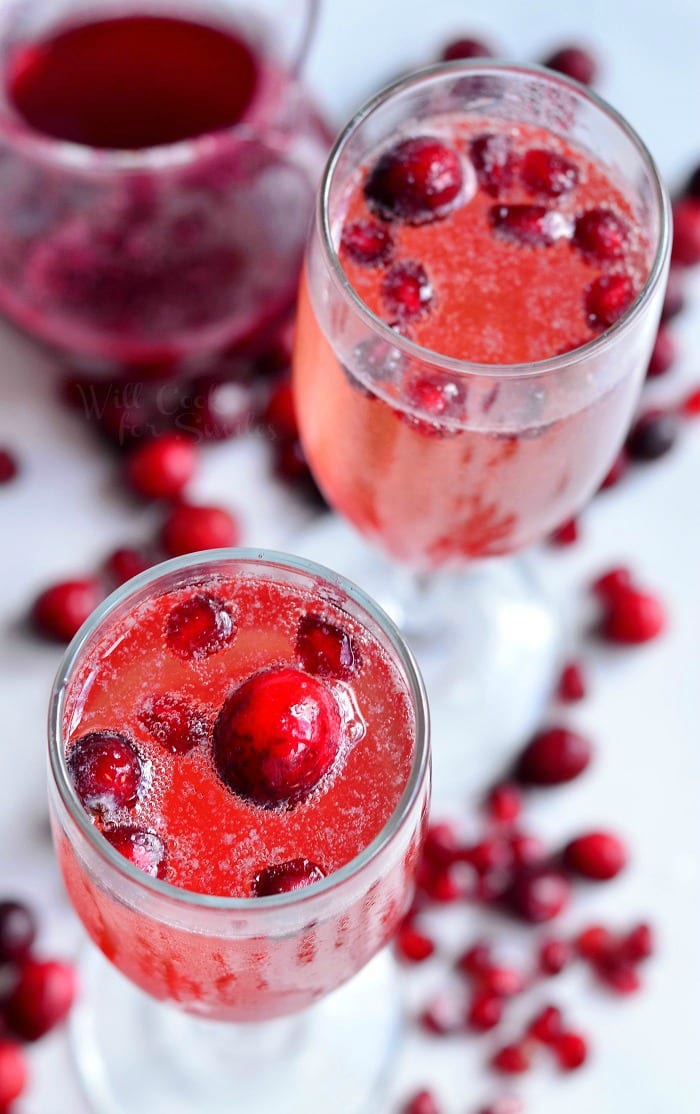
[318,59,672,382]
[48,547,431,914]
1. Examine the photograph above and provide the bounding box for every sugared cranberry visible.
[521,149,578,197]
[591,566,633,600]
[104,827,167,879]
[585,274,635,329]
[646,325,677,378]
[32,577,102,643]
[365,136,464,223]
[252,859,326,897]
[468,991,504,1032]
[420,990,466,1036]
[0,902,36,964]
[125,434,197,501]
[260,377,298,442]
[553,1030,588,1071]
[340,220,393,266]
[490,204,568,247]
[295,613,359,681]
[600,585,667,644]
[491,1042,532,1075]
[528,1004,564,1044]
[396,924,436,963]
[104,547,151,586]
[0,1041,28,1108]
[67,731,142,814]
[485,783,522,825]
[138,693,210,754]
[213,666,342,808]
[0,449,18,485]
[165,593,237,660]
[5,959,77,1042]
[457,941,493,978]
[575,924,616,962]
[622,922,655,962]
[543,45,598,85]
[516,727,593,786]
[539,937,572,976]
[505,866,571,924]
[557,661,587,702]
[671,197,700,266]
[160,502,240,557]
[382,261,433,319]
[441,36,494,61]
[661,267,686,320]
[599,450,628,491]
[626,411,679,461]
[573,208,628,261]
[549,517,579,546]
[402,1089,441,1114]
[563,831,628,881]
[682,386,700,417]
[469,134,519,198]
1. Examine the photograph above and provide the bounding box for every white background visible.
[1,1,699,1111]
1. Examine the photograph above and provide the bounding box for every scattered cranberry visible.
[160,502,240,557]
[422,861,473,903]
[124,434,197,501]
[557,660,587,702]
[521,149,578,197]
[273,438,327,507]
[543,45,598,85]
[509,830,546,868]
[575,924,616,962]
[457,941,493,978]
[585,274,635,329]
[382,261,433,319]
[553,1030,589,1071]
[260,377,298,442]
[661,267,686,320]
[600,584,667,644]
[479,1099,524,1114]
[539,937,572,976]
[0,902,36,964]
[104,827,168,879]
[549,517,579,546]
[178,372,255,443]
[563,831,628,881]
[646,325,677,378]
[598,962,642,995]
[467,837,513,877]
[423,821,460,867]
[528,1004,564,1044]
[252,859,326,897]
[599,451,628,491]
[402,1089,441,1114]
[0,1040,28,1108]
[396,924,436,963]
[0,449,18,485]
[516,727,593,786]
[138,693,210,754]
[165,593,237,660]
[469,134,519,198]
[468,991,504,1032]
[31,577,102,643]
[67,731,142,814]
[479,965,526,999]
[626,411,679,461]
[340,220,393,266]
[485,783,522,825]
[491,1042,532,1075]
[682,386,700,416]
[622,922,655,962]
[490,204,566,247]
[671,197,700,266]
[441,36,494,61]
[591,566,633,600]
[295,613,359,680]
[5,959,78,1042]
[420,990,466,1036]
[104,546,151,586]
[505,866,571,924]
[365,136,464,223]
[573,208,628,261]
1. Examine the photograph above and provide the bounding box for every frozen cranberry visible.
[575,924,616,962]
[5,959,77,1042]
[528,1004,564,1044]
[125,434,197,500]
[573,208,628,261]
[402,1089,441,1114]
[382,261,433,319]
[104,547,151,586]
[295,613,359,681]
[441,36,494,61]
[213,666,342,808]
[340,220,393,266]
[661,267,686,320]
[252,859,326,897]
[585,274,635,329]
[468,991,503,1032]
[138,693,210,754]
[671,197,700,266]
[365,136,464,223]
[0,1040,27,1108]
[396,924,436,963]
[160,502,240,557]
[404,375,467,428]
[32,577,102,643]
[557,661,586,702]
[505,866,571,924]
[622,922,655,962]
[543,45,598,85]
[420,990,466,1036]
[457,941,493,978]
[104,827,167,879]
[485,783,522,825]
[591,566,633,600]
[469,134,519,198]
[67,731,142,814]
[490,204,568,247]
[479,965,526,998]
[626,411,679,461]
[599,451,628,491]
[521,149,578,197]
[165,593,237,660]
[539,937,572,976]
[600,585,667,644]
[549,517,579,546]
[516,727,593,785]
[563,831,628,881]
[491,1042,532,1075]
[553,1030,588,1071]
[260,377,298,442]
[646,325,677,378]
[0,902,36,964]
[682,386,700,417]
[0,449,18,485]
[177,373,254,443]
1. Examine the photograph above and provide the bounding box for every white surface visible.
[1,2,700,1112]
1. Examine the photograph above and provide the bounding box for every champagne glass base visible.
[71,944,402,1114]
[293,515,563,807]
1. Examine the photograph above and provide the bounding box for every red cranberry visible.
[457,941,493,978]
[104,827,168,879]
[516,727,593,786]
[365,136,464,223]
[420,990,466,1036]
[340,220,393,266]
[626,411,679,461]
[479,1100,524,1114]
[479,965,526,998]
[32,577,102,643]
[252,859,326,897]
[441,36,494,61]
[543,45,598,85]
[273,439,326,507]
[521,149,578,197]
[490,204,568,247]
[661,267,686,320]
[396,924,436,963]
[138,693,210,754]
[67,731,142,814]
[177,373,254,443]
[260,377,298,443]
[573,208,628,261]
[539,937,572,976]
[402,374,467,433]
[125,434,197,500]
[553,1030,588,1071]
[591,566,633,600]
[0,449,18,485]
[549,517,579,546]
[160,502,240,557]
[646,325,677,378]
[0,1040,28,1108]
[563,831,628,881]
[467,837,513,876]
[528,1004,564,1044]
[682,385,700,417]
[671,197,700,266]
[422,861,474,903]
[557,661,587,702]
[402,1089,441,1114]
[622,922,655,962]
[575,924,616,962]
[585,274,635,329]
[423,821,460,867]
[213,666,342,808]
[104,547,151,586]
[485,783,522,825]
[468,991,503,1032]
[509,831,546,868]
[469,134,519,198]
[295,613,359,681]
[600,585,667,644]
[491,1042,532,1075]
[505,866,571,924]
[5,959,77,1042]
[599,451,628,491]
[165,593,237,660]
[598,962,642,995]
[382,261,433,319]
[0,902,36,963]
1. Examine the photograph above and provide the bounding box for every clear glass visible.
[0,0,327,375]
[292,63,670,799]
[48,549,431,1113]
